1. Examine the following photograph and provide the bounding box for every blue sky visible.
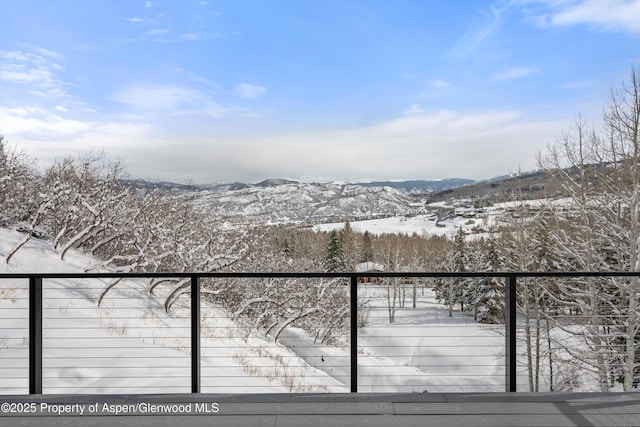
[1,0,639,184]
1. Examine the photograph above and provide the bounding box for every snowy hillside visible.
[188,182,423,224]
[0,228,342,394]
[124,176,559,231]
[0,227,530,394]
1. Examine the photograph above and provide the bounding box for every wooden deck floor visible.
[2,392,639,426]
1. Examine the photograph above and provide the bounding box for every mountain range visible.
[122,174,563,226]
[119,178,478,225]
[123,177,475,194]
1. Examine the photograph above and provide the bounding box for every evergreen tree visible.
[451,227,470,313]
[360,230,375,263]
[324,230,347,273]
[473,236,504,324]
[435,227,469,316]
[340,220,358,271]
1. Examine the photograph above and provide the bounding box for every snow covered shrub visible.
[0,137,39,228]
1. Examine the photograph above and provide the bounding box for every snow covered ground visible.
[1,227,554,395]
[0,228,339,394]
[313,214,481,238]
[311,196,579,239]
[277,283,508,393]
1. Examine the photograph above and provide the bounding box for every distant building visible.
[355,262,385,284]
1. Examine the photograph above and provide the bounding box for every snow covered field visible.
[312,197,575,238]
[313,214,483,238]
[1,227,558,395]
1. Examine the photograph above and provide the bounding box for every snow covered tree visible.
[407,242,425,309]
[45,153,130,262]
[213,230,351,345]
[473,236,504,324]
[324,230,347,273]
[340,220,359,271]
[360,230,376,263]
[0,137,39,228]
[381,238,405,323]
[498,193,554,392]
[4,151,251,309]
[538,66,640,390]
[1,138,51,264]
[436,227,472,316]
[529,214,564,391]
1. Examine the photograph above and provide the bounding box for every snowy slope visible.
[0,228,344,394]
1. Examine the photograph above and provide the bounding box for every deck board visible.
[1,392,638,426]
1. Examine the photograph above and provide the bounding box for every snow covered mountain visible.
[122,179,443,224]
[187,182,424,224]
[118,172,566,229]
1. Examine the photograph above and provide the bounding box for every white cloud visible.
[494,66,539,80]
[110,84,209,110]
[449,3,507,58]
[177,68,222,92]
[1,104,572,183]
[526,0,640,34]
[181,33,200,41]
[402,104,425,115]
[145,1,157,8]
[109,82,244,119]
[0,49,68,96]
[0,106,90,136]
[183,109,571,183]
[234,83,267,99]
[140,32,222,43]
[430,79,451,89]
[1,64,56,84]
[30,46,64,61]
[145,29,169,35]
[1,105,152,169]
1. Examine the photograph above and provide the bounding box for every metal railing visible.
[1,271,638,394]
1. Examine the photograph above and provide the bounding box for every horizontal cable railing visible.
[1,272,638,394]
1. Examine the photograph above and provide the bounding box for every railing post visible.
[350,275,358,393]
[505,274,517,392]
[191,275,201,393]
[29,276,42,394]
